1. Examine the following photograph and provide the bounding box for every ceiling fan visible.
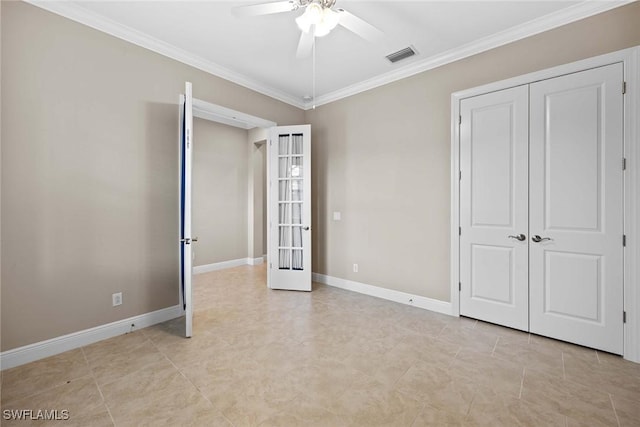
[233,0,384,58]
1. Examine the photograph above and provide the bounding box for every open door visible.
[179,82,194,337]
[268,125,312,291]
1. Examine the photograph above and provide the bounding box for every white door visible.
[459,86,530,331]
[529,64,624,354]
[179,82,194,337]
[268,125,312,291]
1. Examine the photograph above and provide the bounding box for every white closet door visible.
[460,86,529,331]
[268,125,312,291]
[529,64,624,354]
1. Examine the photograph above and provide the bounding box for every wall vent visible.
[386,46,417,63]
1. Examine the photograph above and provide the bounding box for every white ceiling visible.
[31,1,631,108]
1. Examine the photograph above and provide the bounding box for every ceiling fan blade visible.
[296,29,315,58]
[232,1,296,17]
[337,9,384,43]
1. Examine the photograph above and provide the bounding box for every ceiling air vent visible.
[386,46,417,64]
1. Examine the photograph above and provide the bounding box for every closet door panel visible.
[459,85,529,331]
[529,63,624,354]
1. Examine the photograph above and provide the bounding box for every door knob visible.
[302,226,310,231]
[508,234,526,241]
[531,235,551,243]
[180,237,198,245]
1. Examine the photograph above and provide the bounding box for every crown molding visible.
[305,0,634,109]
[25,0,632,112]
[25,0,307,109]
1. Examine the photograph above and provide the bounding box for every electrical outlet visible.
[353,263,358,273]
[333,211,341,221]
[112,292,122,307]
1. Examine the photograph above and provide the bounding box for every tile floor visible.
[2,264,639,426]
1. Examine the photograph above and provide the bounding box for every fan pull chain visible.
[312,34,316,109]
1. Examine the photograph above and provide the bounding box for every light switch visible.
[333,211,341,221]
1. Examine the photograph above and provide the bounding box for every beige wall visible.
[0,1,303,351]
[305,2,640,302]
[192,120,249,266]
[250,143,266,260]
[247,127,268,260]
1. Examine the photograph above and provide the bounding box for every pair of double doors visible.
[459,63,624,354]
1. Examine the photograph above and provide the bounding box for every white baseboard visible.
[0,305,183,371]
[312,273,453,316]
[193,258,248,274]
[248,257,264,266]
[194,257,264,274]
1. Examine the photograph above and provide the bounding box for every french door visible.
[460,63,624,354]
[179,82,194,338]
[268,125,312,291]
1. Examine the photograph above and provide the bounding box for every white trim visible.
[451,46,640,363]
[24,0,631,111]
[0,305,182,371]
[193,257,265,274]
[193,258,249,274]
[306,1,633,109]
[623,47,640,363]
[25,0,305,109]
[312,273,453,316]
[193,98,277,130]
[248,257,264,266]
[450,90,461,318]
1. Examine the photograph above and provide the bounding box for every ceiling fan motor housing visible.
[297,0,337,9]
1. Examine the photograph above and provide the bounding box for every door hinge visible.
[459,171,462,180]
[459,282,461,291]
[623,311,627,323]
[623,158,627,170]
[623,234,627,247]
[458,115,462,125]
[622,81,627,94]
[459,227,462,236]
[270,263,272,269]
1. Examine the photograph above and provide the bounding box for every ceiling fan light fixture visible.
[314,23,331,37]
[295,13,312,33]
[296,1,339,36]
[296,2,322,32]
[306,2,324,22]
[318,8,340,35]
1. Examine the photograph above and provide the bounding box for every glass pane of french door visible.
[277,133,304,271]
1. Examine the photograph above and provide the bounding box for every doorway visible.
[191,120,268,272]
[179,87,276,337]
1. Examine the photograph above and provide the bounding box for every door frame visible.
[177,87,277,330]
[450,46,640,362]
